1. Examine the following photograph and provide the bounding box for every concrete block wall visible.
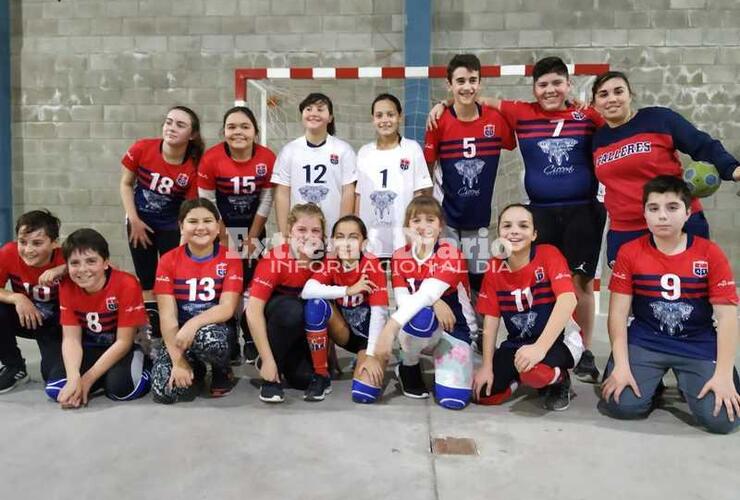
[8,0,740,278]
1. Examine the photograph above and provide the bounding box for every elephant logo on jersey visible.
[106,296,118,312]
[483,124,495,138]
[175,173,190,187]
[400,158,410,170]
[141,189,169,210]
[256,163,268,177]
[650,301,694,336]
[227,194,256,214]
[298,185,330,204]
[454,158,485,195]
[692,261,708,277]
[511,311,538,338]
[537,138,578,169]
[370,190,397,225]
[341,305,369,336]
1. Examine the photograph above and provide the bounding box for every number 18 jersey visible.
[271,135,357,231]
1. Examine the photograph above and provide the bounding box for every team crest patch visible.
[400,158,410,170]
[255,163,267,177]
[330,154,339,165]
[483,124,495,138]
[175,173,189,187]
[571,111,587,121]
[106,296,118,311]
[534,266,545,283]
[216,263,228,278]
[692,260,708,277]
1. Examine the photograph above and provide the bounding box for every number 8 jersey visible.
[609,234,738,361]
[154,244,244,326]
[59,269,148,348]
[271,135,357,231]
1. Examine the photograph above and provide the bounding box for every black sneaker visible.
[243,341,259,365]
[573,349,600,383]
[395,363,429,399]
[259,380,285,403]
[210,366,237,398]
[304,374,332,402]
[0,365,29,394]
[543,371,573,411]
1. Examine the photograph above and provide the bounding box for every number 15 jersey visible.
[271,135,357,231]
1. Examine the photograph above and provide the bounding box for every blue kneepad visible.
[352,378,381,404]
[111,370,151,401]
[435,384,471,410]
[45,378,66,401]
[402,306,438,338]
[304,299,331,331]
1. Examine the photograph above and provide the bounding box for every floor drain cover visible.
[430,436,478,456]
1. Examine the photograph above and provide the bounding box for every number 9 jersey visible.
[153,244,244,326]
[609,234,738,361]
[271,135,357,232]
[121,138,198,231]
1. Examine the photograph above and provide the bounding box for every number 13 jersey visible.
[271,135,357,231]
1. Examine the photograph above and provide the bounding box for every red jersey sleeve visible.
[543,246,575,296]
[222,257,245,294]
[492,108,516,151]
[0,242,12,285]
[185,175,198,199]
[310,258,335,285]
[475,265,501,317]
[432,245,468,288]
[706,242,739,305]
[586,107,606,127]
[248,253,279,301]
[117,275,147,327]
[497,100,523,129]
[609,246,635,295]
[59,279,81,326]
[153,251,176,296]
[197,150,216,191]
[121,140,144,172]
[423,120,441,164]
[366,258,389,306]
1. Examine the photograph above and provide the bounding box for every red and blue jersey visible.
[122,138,198,231]
[499,101,603,206]
[154,244,243,326]
[610,234,738,361]
[391,242,472,343]
[249,244,316,301]
[477,244,575,348]
[0,242,65,325]
[198,142,276,230]
[59,269,147,348]
[592,107,739,231]
[311,255,389,338]
[424,105,515,229]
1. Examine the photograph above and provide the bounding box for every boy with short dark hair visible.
[600,176,739,434]
[423,53,515,305]
[429,56,606,382]
[0,210,66,393]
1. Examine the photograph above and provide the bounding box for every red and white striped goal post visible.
[233,64,611,102]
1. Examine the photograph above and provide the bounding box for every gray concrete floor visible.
[1,315,738,500]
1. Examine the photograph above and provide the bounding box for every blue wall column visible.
[0,0,12,243]
[404,0,431,144]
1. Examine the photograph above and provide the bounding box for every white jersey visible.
[271,135,357,231]
[356,137,433,258]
